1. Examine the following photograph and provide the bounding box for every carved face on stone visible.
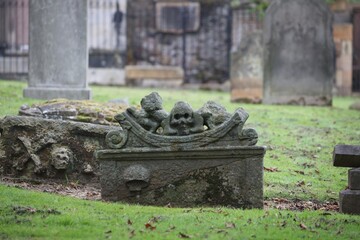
[170,101,194,135]
[141,92,163,112]
[51,147,73,170]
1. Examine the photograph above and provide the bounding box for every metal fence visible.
[88,0,127,68]
[0,0,29,79]
[0,0,264,85]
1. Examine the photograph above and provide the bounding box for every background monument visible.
[263,0,335,106]
[24,0,91,100]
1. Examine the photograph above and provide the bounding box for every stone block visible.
[24,0,90,100]
[333,24,353,41]
[263,0,334,106]
[339,189,360,215]
[349,168,360,190]
[88,68,125,86]
[125,65,184,80]
[231,31,263,103]
[333,145,360,167]
[98,147,265,208]
[0,116,118,183]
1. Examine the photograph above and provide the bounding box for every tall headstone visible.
[24,0,91,100]
[263,0,335,106]
[231,31,263,103]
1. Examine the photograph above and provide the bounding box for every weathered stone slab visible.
[231,31,263,103]
[333,145,360,167]
[349,168,360,190]
[98,147,264,208]
[125,66,184,87]
[23,0,91,100]
[263,0,335,106]
[96,92,265,208]
[0,116,118,183]
[339,189,360,215]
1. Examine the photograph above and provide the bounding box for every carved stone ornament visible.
[97,92,265,208]
[105,92,258,150]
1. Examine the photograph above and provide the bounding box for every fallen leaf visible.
[299,223,307,230]
[145,223,156,231]
[129,229,135,238]
[127,219,133,225]
[264,167,280,172]
[294,170,305,175]
[166,225,176,232]
[179,232,191,238]
[296,180,305,187]
[225,222,236,229]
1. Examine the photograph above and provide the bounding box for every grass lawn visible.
[1,80,360,239]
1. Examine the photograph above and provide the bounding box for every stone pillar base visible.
[24,87,91,100]
[263,95,332,106]
[339,189,360,215]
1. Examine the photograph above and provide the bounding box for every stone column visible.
[24,0,91,100]
[263,0,335,106]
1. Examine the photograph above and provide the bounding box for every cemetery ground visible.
[0,80,360,239]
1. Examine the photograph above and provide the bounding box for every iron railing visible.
[0,0,263,84]
[0,0,29,79]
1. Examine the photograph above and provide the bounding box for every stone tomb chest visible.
[96,93,266,208]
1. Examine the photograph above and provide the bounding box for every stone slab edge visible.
[24,87,92,100]
[349,168,360,190]
[96,146,266,161]
[333,145,360,167]
[339,189,360,215]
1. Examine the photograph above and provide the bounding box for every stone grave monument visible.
[0,100,128,183]
[333,145,360,215]
[23,0,91,100]
[231,31,263,103]
[96,92,266,208]
[263,0,335,106]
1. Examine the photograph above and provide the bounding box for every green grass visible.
[1,185,359,240]
[1,79,360,239]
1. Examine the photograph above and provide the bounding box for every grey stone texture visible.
[339,190,360,215]
[348,168,360,190]
[333,145,360,167]
[231,31,263,103]
[0,116,118,183]
[24,0,91,100]
[263,0,335,106]
[96,92,265,208]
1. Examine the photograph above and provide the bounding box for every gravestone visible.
[23,0,91,100]
[0,116,119,183]
[231,31,263,103]
[96,92,266,208]
[263,0,335,106]
[333,145,360,215]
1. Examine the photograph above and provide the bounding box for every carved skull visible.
[170,101,194,136]
[51,147,73,170]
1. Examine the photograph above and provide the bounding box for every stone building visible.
[126,0,232,84]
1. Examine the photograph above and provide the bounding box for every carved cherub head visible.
[140,92,163,112]
[50,147,73,170]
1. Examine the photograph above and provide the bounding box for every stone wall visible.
[126,0,231,84]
